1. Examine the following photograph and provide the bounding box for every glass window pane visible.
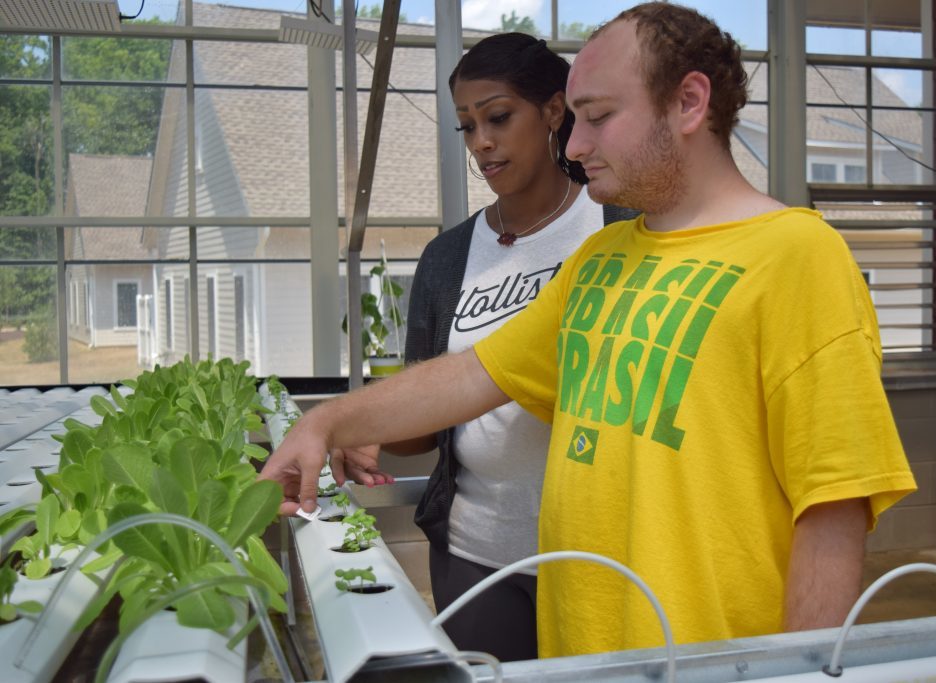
[116,281,139,327]
[0,227,56,261]
[733,101,768,193]
[193,2,305,29]
[806,105,868,179]
[63,84,185,216]
[871,110,931,185]
[62,37,176,82]
[557,1,766,50]
[63,85,169,156]
[806,26,866,56]
[337,91,439,218]
[873,68,925,109]
[0,85,53,217]
[808,66,866,107]
[118,0,181,24]
[194,89,309,217]
[65,263,146,383]
[810,162,837,182]
[0,265,58,386]
[195,227,312,260]
[151,266,190,365]
[0,35,51,80]
[196,264,310,376]
[195,41,307,88]
[872,30,922,58]
[844,164,866,183]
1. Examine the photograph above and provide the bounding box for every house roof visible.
[65,154,152,259]
[105,4,928,259]
[186,4,495,226]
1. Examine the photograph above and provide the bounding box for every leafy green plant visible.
[334,566,376,593]
[341,251,405,359]
[265,375,287,412]
[3,356,289,644]
[8,494,81,579]
[0,564,42,623]
[318,482,338,497]
[332,492,351,517]
[340,508,381,552]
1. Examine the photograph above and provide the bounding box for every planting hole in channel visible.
[346,584,395,595]
[320,514,345,523]
[330,545,374,554]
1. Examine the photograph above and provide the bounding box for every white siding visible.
[261,263,313,376]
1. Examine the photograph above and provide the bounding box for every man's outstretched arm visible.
[258,348,509,515]
[783,497,868,632]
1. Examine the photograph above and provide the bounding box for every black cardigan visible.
[406,205,639,550]
[405,211,480,550]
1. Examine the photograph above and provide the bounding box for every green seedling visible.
[332,492,351,517]
[341,253,406,360]
[340,508,381,552]
[318,482,338,497]
[0,564,42,623]
[9,494,79,579]
[335,566,376,593]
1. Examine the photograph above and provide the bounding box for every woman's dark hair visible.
[448,32,588,184]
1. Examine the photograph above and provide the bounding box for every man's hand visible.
[256,349,508,518]
[331,445,395,487]
[784,497,868,632]
[258,418,329,515]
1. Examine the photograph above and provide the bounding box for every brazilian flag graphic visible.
[567,425,599,465]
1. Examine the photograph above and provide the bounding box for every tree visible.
[0,29,169,338]
[559,21,596,41]
[500,11,538,35]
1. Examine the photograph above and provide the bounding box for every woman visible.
[338,33,610,661]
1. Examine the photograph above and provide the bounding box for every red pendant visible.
[497,232,518,246]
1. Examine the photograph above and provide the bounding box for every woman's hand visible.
[331,445,396,488]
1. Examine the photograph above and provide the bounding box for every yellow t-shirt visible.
[474,208,916,658]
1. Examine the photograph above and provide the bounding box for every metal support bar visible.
[768,0,809,207]
[346,0,402,390]
[435,0,468,231]
[343,0,362,389]
[52,36,67,384]
[186,29,200,363]
[309,0,341,376]
[347,2,402,252]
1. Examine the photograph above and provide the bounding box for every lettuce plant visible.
[3,356,288,644]
[334,566,376,593]
[0,565,42,623]
[340,508,381,552]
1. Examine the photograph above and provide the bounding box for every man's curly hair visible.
[592,2,748,150]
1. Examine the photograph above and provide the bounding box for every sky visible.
[125,0,927,105]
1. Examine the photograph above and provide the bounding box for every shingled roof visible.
[65,154,152,259]
[184,3,498,223]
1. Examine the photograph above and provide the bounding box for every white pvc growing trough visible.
[260,382,470,683]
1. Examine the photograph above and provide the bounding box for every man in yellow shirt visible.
[260,2,916,657]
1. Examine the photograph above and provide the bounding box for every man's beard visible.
[587,118,686,215]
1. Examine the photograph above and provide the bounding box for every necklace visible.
[495,177,572,246]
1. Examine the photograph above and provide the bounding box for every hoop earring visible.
[467,155,486,181]
[548,129,561,166]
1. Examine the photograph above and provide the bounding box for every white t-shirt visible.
[446,188,604,570]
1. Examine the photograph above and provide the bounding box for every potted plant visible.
[342,242,406,377]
